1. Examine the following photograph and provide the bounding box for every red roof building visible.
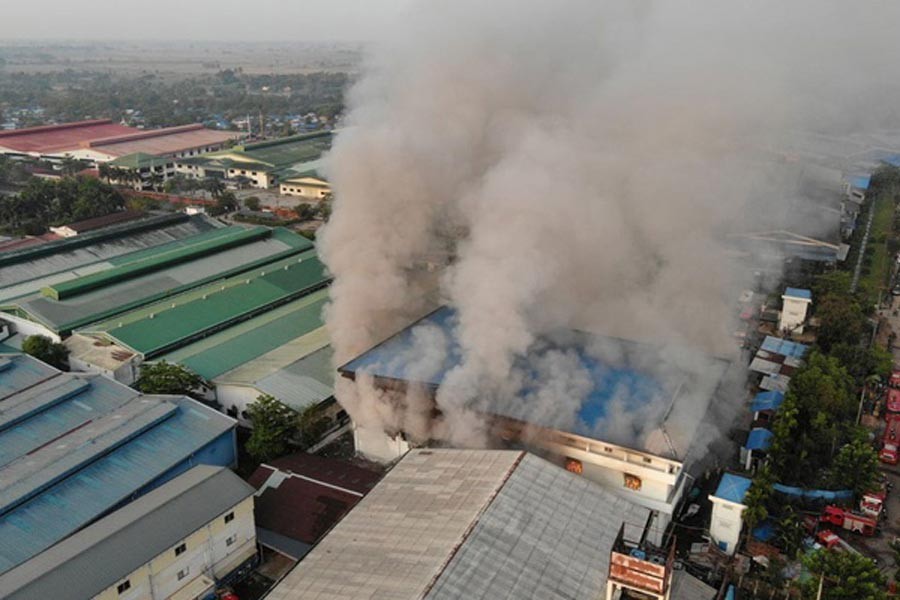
[0,120,239,161]
[0,120,135,155]
[247,453,382,560]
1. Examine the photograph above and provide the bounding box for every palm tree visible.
[204,177,226,199]
[98,163,112,183]
[148,172,164,192]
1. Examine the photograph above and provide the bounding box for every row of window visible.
[115,511,237,595]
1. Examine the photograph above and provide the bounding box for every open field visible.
[0,41,362,78]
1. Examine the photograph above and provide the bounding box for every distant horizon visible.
[3,0,412,43]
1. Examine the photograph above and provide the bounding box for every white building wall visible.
[0,313,60,342]
[779,295,811,334]
[92,497,256,600]
[215,384,262,426]
[709,496,746,555]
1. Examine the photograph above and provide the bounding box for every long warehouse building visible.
[0,353,238,575]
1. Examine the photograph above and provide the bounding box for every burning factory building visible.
[338,305,733,542]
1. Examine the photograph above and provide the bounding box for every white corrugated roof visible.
[268,449,651,600]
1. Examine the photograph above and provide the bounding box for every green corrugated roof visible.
[109,153,172,170]
[97,251,330,357]
[43,227,271,300]
[157,289,328,380]
[209,132,332,170]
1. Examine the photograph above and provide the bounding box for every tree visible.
[775,505,805,559]
[135,361,206,396]
[244,196,261,211]
[295,202,318,221]
[318,195,333,221]
[829,431,880,498]
[829,343,892,388]
[768,351,857,486]
[742,465,774,546]
[204,177,226,199]
[816,293,867,354]
[22,335,69,369]
[147,171,164,192]
[59,155,87,176]
[245,394,297,462]
[800,549,886,600]
[296,403,330,448]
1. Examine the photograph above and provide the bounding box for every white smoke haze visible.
[320,0,900,453]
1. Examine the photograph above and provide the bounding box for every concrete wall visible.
[709,497,746,555]
[216,384,260,427]
[779,296,811,334]
[93,496,256,600]
[0,313,60,342]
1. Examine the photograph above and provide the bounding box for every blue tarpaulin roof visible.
[760,336,810,359]
[713,473,752,504]
[772,483,853,501]
[848,174,871,190]
[753,519,775,542]
[882,155,900,168]
[746,428,774,451]
[784,287,812,300]
[751,391,785,413]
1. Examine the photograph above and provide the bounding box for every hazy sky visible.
[3,0,414,42]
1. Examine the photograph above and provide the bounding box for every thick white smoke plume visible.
[319,1,900,453]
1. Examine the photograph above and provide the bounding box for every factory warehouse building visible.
[339,306,732,543]
[0,466,257,600]
[268,449,714,600]
[0,354,238,575]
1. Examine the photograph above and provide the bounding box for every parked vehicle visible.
[820,505,878,536]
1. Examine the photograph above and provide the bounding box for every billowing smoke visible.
[319,0,900,454]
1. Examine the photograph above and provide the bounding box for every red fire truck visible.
[887,387,900,415]
[820,505,878,536]
[816,530,861,554]
[881,414,900,464]
[860,490,886,519]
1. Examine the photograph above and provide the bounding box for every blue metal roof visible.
[713,473,752,504]
[760,336,809,359]
[783,287,812,300]
[746,428,774,451]
[751,390,785,413]
[848,174,871,190]
[0,355,236,575]
[882,155,900,168]
[0,354,57,398]
[340,307,729,453]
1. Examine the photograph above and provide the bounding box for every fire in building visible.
[338,306,733,542]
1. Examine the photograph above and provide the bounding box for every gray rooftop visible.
[0,465,254,600]
[0,214,218,300]
[268,449,651,600]
[10,231,300,333]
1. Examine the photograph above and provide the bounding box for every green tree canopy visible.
[816,293,867,354]
[768,350,857,486]
[245,394,297,462]
[801,549,886,600]
[135,361,207,396]
[829,430,880,498]
[21,335,69,369]
[0,176,125,235]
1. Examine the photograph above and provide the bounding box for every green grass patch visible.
[857,189,897,305]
